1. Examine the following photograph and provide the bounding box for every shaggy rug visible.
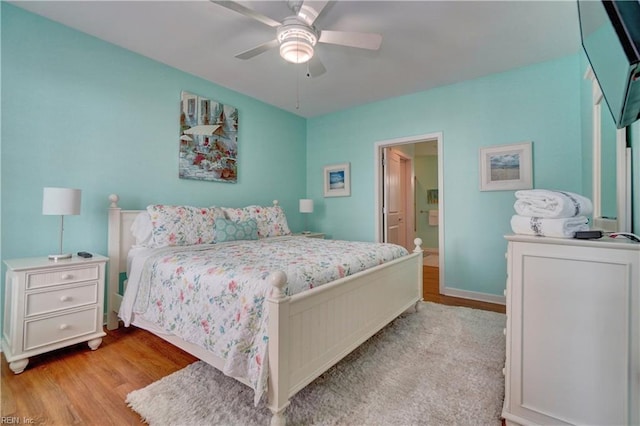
[126,302,506,425]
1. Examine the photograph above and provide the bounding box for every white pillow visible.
[130,212,153,247]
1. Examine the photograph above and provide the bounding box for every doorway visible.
[374,132,444,296]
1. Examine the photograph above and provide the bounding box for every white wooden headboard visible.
[107,194,143,330]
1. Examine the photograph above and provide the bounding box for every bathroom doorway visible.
[374,132,443,297]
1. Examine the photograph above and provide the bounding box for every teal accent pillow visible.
[214,218,259,242]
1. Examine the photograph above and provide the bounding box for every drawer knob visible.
[61,274,73,280]
[503,328,507,336]
[60,295,72,302]
[59,324,69,331]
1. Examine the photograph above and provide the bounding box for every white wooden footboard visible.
[266,242,423,424]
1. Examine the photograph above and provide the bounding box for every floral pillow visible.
[146,205,224,247]
[214,218,259,243]
[244,205,292,238]
[221,207,252,223]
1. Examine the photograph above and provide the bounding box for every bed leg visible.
[269,408,287,426]
[267,270,290,426]
[413,238,424,314]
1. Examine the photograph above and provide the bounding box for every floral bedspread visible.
[123,237,408,404]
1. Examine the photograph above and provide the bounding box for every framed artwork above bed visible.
[179,91,238,183]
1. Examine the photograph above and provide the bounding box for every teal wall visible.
[1,3,307,264]
[631,120,640,235]
[415,155,439,249]
[307,56,583,296]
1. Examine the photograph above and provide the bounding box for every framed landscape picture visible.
[324,162,351,197]
[479,142,532,191]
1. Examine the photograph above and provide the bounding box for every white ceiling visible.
[11,0,582,118]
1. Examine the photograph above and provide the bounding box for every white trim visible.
[441,287,505,306]
[616,138,630,232]
[625,147,632,232]
[586,65,629,232]
[593,90,602,219]
[588,66,603,219]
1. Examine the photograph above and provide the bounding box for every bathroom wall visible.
[415,155,439,250]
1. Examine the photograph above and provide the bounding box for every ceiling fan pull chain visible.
[296,64,300,110]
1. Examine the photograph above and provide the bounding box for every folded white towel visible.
[510,215,589,238]
[514,189,593,218]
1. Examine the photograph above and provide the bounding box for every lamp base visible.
[302,231,311,235]
[48,253,72,261]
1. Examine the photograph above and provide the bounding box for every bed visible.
[106,194,423,425]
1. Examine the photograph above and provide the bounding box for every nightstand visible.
[2,254,108,374]
[293,232,325,239]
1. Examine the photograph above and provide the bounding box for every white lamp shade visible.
[299,199,314,213]
[42,187,82,215]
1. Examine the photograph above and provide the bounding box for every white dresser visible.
[2,254,108,374]
[502,235,639,426]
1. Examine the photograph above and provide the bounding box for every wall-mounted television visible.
[577,0,640,129]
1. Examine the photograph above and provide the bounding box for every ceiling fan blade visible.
[319,30,382,50]
[235,39,279,60]
[307,56,326,78]
[298,0,329,26]
[209,1,281,28]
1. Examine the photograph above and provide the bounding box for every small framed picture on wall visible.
[323,162,351,197]
[479,141,532,191]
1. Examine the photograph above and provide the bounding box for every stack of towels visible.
[510,189,592,238]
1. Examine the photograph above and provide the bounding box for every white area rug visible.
[126,302,506,425]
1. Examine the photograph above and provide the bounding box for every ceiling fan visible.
[210,0,383,77]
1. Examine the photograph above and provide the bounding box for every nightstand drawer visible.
[24,307,99,351]
[26,265,100,289]
[25,283,98,317]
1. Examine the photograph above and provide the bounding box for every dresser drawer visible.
[26,265,100,289]
[25,283,98,317]
[24,307,99,351]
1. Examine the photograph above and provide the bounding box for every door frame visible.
[374,132,444,290]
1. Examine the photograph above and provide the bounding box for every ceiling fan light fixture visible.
[277,18,317,64]
[280,39,314,63]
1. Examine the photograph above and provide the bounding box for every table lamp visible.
[299,199,314,234]
[42,187,81,261]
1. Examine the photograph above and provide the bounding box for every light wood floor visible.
[422,265,506,314]
[2,267,504,424]
[1,326,197,425]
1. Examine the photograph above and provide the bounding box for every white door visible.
[383,149,407,249]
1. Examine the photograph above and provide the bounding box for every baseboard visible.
[441,287,505,306]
